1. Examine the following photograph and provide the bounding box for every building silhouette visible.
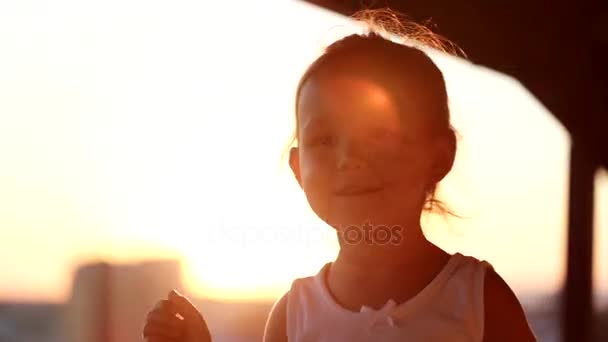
[63,259,183,342]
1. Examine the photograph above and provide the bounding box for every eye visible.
[371,127,398,142]
[311,134,333,147]
[302,133,333,147]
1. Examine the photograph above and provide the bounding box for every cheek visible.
[297,152,336,219]
[376,149,432,187]
[299,153,331,196]
[299,153,326,185]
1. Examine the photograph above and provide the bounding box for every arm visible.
[263,292,289,342]
[483,268,537,342]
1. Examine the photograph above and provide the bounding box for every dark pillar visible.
[99,263,111,342]
[563,139,596,342]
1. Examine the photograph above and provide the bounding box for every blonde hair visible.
[351,8,465,57]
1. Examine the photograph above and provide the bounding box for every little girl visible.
[143,12,537,342]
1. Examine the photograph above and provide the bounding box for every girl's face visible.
[290,72,445,229]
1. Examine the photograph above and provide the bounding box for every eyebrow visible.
[301,105,403,135]
[300,113,329,133]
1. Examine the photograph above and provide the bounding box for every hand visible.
[143,289,212,342]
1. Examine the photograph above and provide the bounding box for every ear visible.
[289,147,303,188]
[431,131,456,183]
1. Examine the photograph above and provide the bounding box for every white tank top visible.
[286,252,493,342]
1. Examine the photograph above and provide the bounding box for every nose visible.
[336,138,366,171]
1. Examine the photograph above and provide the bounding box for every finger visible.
[146,310,183,330]
[143,322,180,339]
[147,305,182,324]
[167,290,212,342]
[142,321,181,340]
[144,337,178,342]
[153,299,180,316]
[167,290,201,320]
[144,338,177,342]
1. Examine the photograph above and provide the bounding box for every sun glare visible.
[0,0,584,304]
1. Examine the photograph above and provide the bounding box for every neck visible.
[333,216,434,274]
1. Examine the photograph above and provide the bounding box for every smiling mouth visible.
[334,186,384,196]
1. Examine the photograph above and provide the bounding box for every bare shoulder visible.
[263,291,289,342]
[483,267,537,342]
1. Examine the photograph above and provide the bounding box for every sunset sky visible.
[0,0,606,305]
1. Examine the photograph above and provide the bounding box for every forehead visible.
[297,67,440,140]
[297,73,401,128]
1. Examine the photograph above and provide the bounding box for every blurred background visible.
[0,0,606,341]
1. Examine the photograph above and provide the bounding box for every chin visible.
[308,197,406,229]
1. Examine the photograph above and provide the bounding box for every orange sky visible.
[0,0,606,304]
